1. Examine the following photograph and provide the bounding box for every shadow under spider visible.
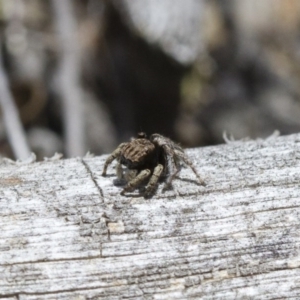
[177,177,201,186]
[113,179,163,199]
[112,176,201,199]
[103,174,116,178]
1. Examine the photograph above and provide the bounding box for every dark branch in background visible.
[52,0,85,157]
[0,45,30,160]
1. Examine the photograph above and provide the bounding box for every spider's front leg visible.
[162,146,180,190]
[174,149,205,185]
[102,143,126,176]
[144,164,163,197]
[163,157,179,191]
[121,169,151,195]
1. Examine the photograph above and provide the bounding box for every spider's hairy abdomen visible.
[121,138,156,169]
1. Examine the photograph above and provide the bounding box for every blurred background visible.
[1,0,300,160]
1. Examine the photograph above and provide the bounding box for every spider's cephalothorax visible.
[102,132,204,197]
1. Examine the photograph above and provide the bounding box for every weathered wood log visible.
[1,133,300,299]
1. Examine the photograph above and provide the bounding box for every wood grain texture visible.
[1,133,300,299]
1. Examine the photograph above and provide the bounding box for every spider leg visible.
[150,134,180,189]
[116,162,123,179]
[113,162,126,186]
[124,169,138,182]
[116,162,137,180]
[174,149,205,185]
[114,164,138,186]
[121,169,151,195]
[102,143,127,176]
[163,162,180,190]
[150,133,204,188]
[145,164,163,197]
[162,145,179,190]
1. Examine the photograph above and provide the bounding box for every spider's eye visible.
[137,132,147,139]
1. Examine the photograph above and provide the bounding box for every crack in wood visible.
[81,158,104,199]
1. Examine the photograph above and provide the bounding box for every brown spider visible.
[102,132,205,197]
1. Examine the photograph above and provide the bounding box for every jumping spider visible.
[102,132,205,197]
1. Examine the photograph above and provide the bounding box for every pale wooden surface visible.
[1,133,300,299]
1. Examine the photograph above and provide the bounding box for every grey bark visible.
[1,133,300,299]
